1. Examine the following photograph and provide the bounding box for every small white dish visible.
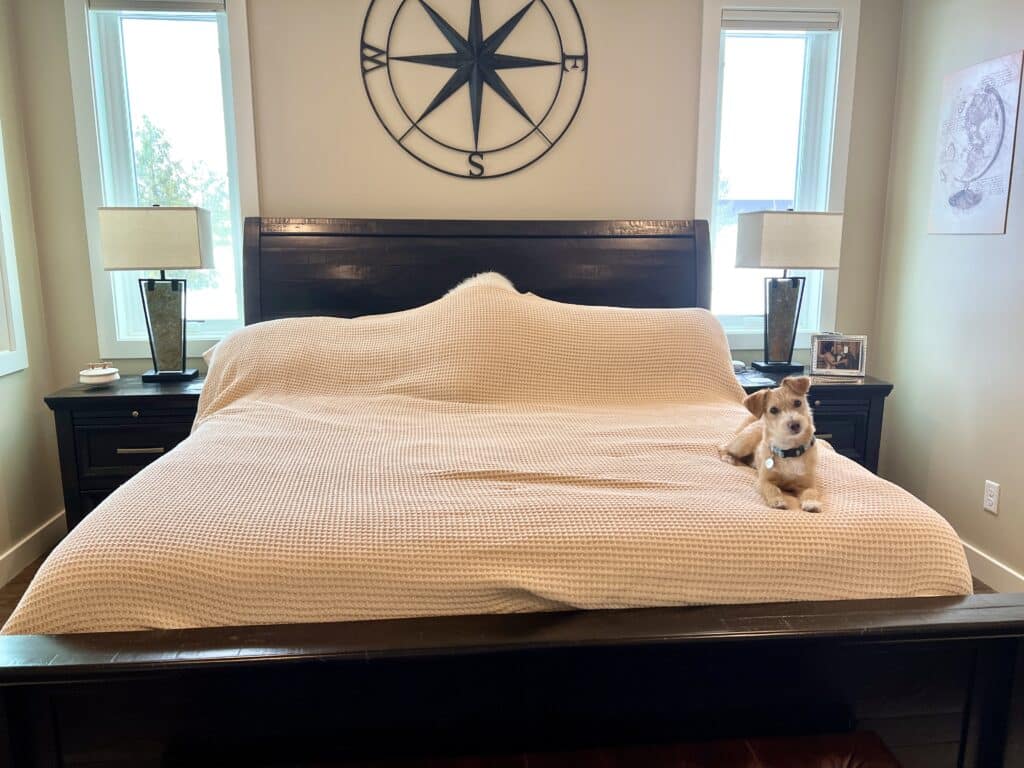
[80,366,121,388]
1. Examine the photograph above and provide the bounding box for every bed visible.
[1,219,1022,767]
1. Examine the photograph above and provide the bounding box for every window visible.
[696,2,860,350]
[65,0,258,357]
[0,115,29,377]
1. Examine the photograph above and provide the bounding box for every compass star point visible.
[403,0,558,144]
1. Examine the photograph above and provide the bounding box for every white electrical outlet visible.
[983,480,1000,515]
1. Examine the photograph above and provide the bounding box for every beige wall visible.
[0,0,64,554]
[13,0,100,386]
[875,0,1024,573]
[835,0,901,337]
[249,0,700,220]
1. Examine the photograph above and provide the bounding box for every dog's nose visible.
[788,421,802,434]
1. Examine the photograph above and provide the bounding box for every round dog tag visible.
[765,457,775,470]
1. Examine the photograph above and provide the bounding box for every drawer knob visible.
[116,447,165,456]
[816,433,834,440]
[814,400,822,408]
[131,410,140,418]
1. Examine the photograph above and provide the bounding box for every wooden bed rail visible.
[2,594,1023,767]
[2,593,1024,681]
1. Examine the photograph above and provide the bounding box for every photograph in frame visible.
[811,334,867,377]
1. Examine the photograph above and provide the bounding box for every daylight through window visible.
[709,21,841,336]
[88,9,242,341]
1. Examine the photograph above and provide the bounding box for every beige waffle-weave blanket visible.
[3,276,971,634]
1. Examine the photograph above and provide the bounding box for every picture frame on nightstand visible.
[810,333,867,377]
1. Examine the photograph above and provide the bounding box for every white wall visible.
[876,0,1024,579]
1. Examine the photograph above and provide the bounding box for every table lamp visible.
[736,211,843,374]
[98,206,213,383]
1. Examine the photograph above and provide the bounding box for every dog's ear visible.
[782,376,811,396]
[743,389,770,418]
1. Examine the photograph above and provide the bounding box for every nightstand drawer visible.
[812,404,869,465]
[75,423,191,483]
[74,406,197,426]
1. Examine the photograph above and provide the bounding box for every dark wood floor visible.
[0,557,45,625]
[0,557,998,627]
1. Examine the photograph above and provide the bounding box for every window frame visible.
[64,0,259,359]
[695,0,860,352]
[0,113,29,378]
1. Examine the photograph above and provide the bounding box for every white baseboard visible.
[0,511,66,587]
[963,540,1024,593]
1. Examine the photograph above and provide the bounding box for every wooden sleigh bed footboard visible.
[2,595,1024,767]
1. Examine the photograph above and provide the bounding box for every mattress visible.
[2,275,972,635]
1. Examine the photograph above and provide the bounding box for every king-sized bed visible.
[0,219,1021,767]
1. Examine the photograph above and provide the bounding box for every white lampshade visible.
[98,206,214,271]
[735,211,843,270]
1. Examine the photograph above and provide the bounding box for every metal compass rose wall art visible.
[361,0,588,179]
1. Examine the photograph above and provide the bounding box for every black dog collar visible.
[770,436,816,460]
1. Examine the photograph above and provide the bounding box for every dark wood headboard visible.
[242,218,710,324]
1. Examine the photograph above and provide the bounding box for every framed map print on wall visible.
[929,50,1023,234]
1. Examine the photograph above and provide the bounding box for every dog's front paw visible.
[801,499,823,513]
[766,497,790,510]
[717,446,741,466]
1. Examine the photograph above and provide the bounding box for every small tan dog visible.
[719,376,822,512]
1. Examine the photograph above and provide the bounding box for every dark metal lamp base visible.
[752,361,805,375]
[142,369,199,383]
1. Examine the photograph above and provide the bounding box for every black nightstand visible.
[45,377,204,530]
[735,371,893,473]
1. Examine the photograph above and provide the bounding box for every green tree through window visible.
[132,115,229,290]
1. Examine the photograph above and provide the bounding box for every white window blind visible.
[88,1,225,11]
[721,9,841,31]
